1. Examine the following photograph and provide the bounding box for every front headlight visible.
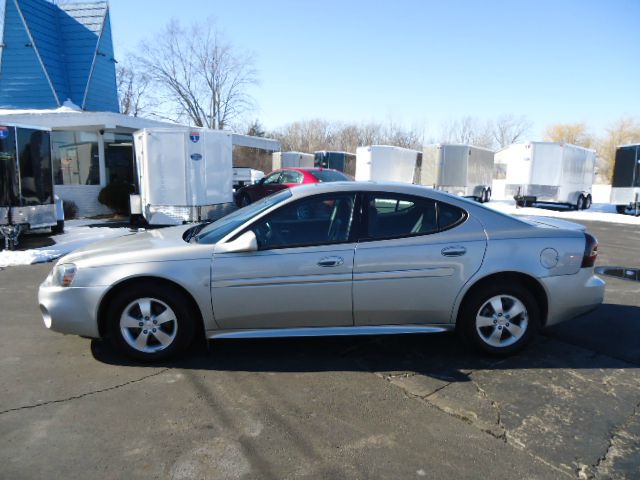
[52,263,77,287]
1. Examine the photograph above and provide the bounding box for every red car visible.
[235,167,352,206]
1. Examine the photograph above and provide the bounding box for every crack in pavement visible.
[589,398,640,479]
[0,368,170,416]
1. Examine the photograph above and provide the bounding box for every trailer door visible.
[612,146,637,188]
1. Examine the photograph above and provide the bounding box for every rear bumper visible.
[540,268,605,327]
[38,283,105,338]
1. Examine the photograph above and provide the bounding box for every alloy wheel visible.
[475,294,529,348]
[119,297,178,353]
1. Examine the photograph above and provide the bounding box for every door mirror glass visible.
[214,230,258,254]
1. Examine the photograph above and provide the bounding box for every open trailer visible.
[610,144,640,215]
[498,142,596,209]
[420,144,494,202]
[0,124,63,249]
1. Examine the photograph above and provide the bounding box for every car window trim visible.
[357,191,468,243]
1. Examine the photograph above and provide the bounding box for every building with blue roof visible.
[0,0,118,112]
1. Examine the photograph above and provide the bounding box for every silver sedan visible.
[39,182,605,361]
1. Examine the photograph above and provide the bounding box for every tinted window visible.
[0,126,18,207]
[310,170,351,182]
[280,170,304,184]
[438,202,466,230]
[52,131,99,185]
[251,193,356,249]
[366,194,438,240]
[18,128,53,206]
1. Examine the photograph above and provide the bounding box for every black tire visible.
[106,283,196,362]
[485,189,491,203]
[576,195,585,210]
[516,200,525,208]
[51,220,64,235]
[236,193,251,207]
[458,282,540,356]
[583,195,592,210]
[616,205,627,214]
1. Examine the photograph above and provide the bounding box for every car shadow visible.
[91,304,640,378]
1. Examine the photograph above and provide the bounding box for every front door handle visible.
[317,256,344,267]
[441,246,467,257]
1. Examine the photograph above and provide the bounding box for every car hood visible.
[60,225,212,267]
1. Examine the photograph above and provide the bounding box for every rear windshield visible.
[310,170,351,182]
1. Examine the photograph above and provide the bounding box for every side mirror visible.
[214,230,258,254]
[258,177,266,185]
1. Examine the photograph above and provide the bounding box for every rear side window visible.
[310,170,351,182]
[365,194,438,240]
[438,202,466,230]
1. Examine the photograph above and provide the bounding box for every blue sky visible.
[108,0,640,137]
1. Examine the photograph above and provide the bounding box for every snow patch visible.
[0,220,131,268]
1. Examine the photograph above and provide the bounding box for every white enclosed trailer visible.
[272,151,314,170]
[610,144,640,215]
[498,142,596,209]
[355,145,420,183]
[131,127,233,225]
[420,144,494,202]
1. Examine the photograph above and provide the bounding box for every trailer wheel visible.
[485,189,491,203]
[575,195,585,210]
[616,205,627,214]
[583,195,592,210]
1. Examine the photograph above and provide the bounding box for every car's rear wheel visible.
[107,284,195,362]
[459,283,540,355]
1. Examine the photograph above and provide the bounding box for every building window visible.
[52,131,100,185]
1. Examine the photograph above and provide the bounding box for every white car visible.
[39,182,605,361]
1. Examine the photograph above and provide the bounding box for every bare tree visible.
[245,119,265,137]
[492,114,532,149]
[440,116,493,149]
[596,117,640,182]
[543,122,595,148]
[116,59,153,116]
[271,119,423,154]
[135,19,258,129]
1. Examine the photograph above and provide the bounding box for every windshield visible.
[194,190,292,244]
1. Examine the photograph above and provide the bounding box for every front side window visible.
[251,193,356,249]
[196,190,292,244]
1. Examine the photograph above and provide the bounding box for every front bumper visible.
[541,268,605,327]
[38,283,107,338]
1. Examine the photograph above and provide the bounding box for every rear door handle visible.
[317,256,344,267]
[441,246,467,257]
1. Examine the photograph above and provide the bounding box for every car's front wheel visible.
[107,284,195,362]
[459,284,540,355]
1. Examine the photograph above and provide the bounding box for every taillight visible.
[581,233,598,268]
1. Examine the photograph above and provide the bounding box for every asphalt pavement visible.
[0,219,638,479]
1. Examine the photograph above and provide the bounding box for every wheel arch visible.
[453,271,549,327]
[97,276,205,339]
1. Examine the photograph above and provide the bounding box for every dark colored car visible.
[235,167,352,206]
